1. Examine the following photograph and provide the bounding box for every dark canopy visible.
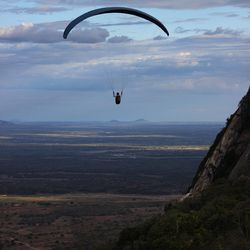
[63,7,169,39]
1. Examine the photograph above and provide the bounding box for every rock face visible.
[187,87,250,197]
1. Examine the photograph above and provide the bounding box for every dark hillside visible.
[102,176,250,250]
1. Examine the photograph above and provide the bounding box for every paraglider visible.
[63,7,169,105]
[113,90,123,105]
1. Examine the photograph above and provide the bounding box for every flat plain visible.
[0,122,221,249]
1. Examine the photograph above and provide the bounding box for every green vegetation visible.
[103,175,250,250]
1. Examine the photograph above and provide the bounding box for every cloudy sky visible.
[0,0,250,122]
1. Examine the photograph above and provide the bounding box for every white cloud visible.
[108,36,132,43]
[179,52,192,57]
[174,18,208,23]
[153,35,167,40]
[2,5,68,14]
[68,27,109,43]
[203,27,243,37]
[0,22,109,43]
[0,33,249,95]
[22,0,250,10]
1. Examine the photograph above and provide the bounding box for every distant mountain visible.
[134,119,148,123]
[109,120,120,123]
[108,119,149,124]
[0,120,13,126]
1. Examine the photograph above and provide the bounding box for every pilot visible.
[113,91,123,105]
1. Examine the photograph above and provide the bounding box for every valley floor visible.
[0,193,180,250]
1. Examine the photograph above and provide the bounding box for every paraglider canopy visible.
[63,7,169,39]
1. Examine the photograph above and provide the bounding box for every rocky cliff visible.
[187,87,250,197]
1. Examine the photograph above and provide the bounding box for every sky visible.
[0,0,250,122]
